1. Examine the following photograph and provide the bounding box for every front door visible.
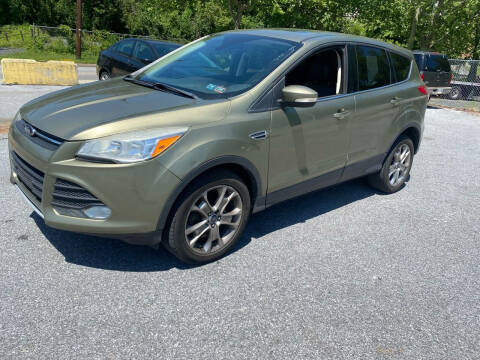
[111,39,136,77]
[267,45,352,205]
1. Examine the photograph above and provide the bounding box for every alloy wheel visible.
[388,144,411,186]
[184,185,243,254]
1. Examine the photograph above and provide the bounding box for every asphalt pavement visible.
[0,108,479,359]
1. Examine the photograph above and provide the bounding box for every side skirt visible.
[265,154,385,208]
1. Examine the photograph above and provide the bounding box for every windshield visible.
[135,33,301,99]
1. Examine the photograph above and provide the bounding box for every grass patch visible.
[0,48,97,64]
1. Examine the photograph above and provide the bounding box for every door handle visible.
[333,109,350,119]
[390,97,402,106]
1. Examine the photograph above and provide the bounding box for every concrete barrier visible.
[1,59,78,85]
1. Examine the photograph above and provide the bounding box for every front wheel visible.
[367,135,414,193]
[164,171,251,264]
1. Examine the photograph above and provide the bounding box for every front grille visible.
[16,119,63,150]
[12,152,45,203]
[52,179,104,210]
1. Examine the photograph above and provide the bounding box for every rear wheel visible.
[449,86,461,100]
[164,171,251,264]
[367,135,414,193]
[99,70,110,81]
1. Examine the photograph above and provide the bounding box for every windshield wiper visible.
[124,75,197,100]
[151,82,198,100]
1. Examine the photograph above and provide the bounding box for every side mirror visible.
[280,85,318,107]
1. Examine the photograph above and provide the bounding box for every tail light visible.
[420,72,425,81]
[449,73,453,84]
[418,85,428,96]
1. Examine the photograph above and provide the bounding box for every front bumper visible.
[428,87,451,96]
[8,122,181,245]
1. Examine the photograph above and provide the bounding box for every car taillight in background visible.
[449,73,453,84]
[418,85,428,95]
[420,72,425,81]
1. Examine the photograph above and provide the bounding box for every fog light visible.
[83,206,111,219]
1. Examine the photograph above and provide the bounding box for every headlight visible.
[76,127,188,163]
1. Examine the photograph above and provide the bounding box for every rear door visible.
[347,44,399,167]
[424,54,451,87]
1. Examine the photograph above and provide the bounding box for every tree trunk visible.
[428,0,444,49]
[408,6,421,50]
[227,0,248,29]
[472,6,480,59]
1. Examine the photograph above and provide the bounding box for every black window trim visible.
[248,40,413,113]
[249,42,349,113]
[346,41,413,96]
[354,43,393,92]
[389,50,414,83]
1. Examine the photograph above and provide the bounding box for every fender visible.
[383,121,423,164]
[156,155,264,231]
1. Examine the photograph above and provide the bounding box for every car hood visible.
[21,78,230,141]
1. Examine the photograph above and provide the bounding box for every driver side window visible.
[285,47,345,98]
[133,42,155,62]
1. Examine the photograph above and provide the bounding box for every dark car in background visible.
[96,38,181,80]
[413,51,452,97]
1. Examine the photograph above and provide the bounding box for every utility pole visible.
[76,0,82,59]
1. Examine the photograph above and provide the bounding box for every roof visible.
[221,29,339,43]
[122,38,181,46]
[413,50,446,55]
[221,29,412,56]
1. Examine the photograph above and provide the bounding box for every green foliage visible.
[1,0,480,59]
[0,48,98,64]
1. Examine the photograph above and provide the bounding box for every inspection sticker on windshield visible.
[214,86,226,94]
[206,83,217,90]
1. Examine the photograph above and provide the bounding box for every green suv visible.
[8,30,427,263]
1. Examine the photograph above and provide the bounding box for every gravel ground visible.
[0,108,479,359]
[429,97,480,113]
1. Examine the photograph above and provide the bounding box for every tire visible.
[367,135,414,193]
[99,70,110,81]
[164,170,251,264]
[449,86,461,100]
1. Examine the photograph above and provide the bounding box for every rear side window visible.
[117,40,135,56]
[390,52,411,82]
[356,45,390,90]
[425,54,450,72]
